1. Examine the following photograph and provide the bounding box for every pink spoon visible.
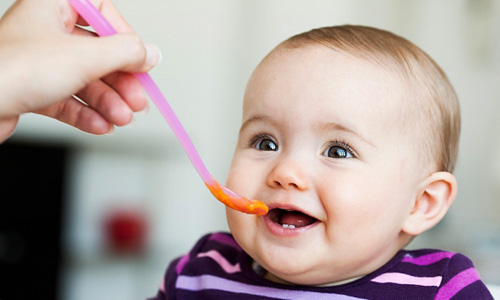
[69,0,268,215]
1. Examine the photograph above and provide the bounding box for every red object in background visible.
[104,209,147,255]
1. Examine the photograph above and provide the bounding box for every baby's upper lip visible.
[265,202,317,219]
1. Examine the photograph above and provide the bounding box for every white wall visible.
[2,0,499,299]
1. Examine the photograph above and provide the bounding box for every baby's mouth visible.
[267,208,318,229]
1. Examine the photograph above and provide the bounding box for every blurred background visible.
[1,0,499,299]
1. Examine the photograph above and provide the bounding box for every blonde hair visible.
[271,25,460,173]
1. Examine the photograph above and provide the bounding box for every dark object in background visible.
[0,140,68,300]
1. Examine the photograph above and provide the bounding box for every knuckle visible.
[122,35,147,62]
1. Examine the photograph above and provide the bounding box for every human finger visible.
[68,34,161,81]
[68,27,149,113]
[75,79,134,127]
[0,116,19,143]
[35,97,113,135]
[102,72,148,112]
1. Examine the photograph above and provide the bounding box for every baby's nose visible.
[266,157,309,191]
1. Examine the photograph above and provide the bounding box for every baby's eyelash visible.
[248,133,275,148]
[325,140,358,158]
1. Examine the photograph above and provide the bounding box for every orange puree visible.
[205,181,268,215]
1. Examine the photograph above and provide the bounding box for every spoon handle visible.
[69,0,214,185]
[69,0,268,216]
[134,73,214,184]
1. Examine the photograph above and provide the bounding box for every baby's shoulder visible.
[158,232,247,299]
[191,231,242,254]
[370,249,492,299]
[172,231,243,275]
[388,248,492,299]
[397,248,474,273]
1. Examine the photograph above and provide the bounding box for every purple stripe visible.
[176,254,190,275]
[176,275,367,300]
[209,233,241,250]
[401,252,455,266]
[434,268,480,300]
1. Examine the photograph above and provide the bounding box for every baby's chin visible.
[252,255,328,286]
[261,264,355,286]
[252,251,368,286]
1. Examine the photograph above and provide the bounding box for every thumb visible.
[71,33,162,80]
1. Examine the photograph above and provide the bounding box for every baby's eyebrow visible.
[239,115,277,134]
[316,122,377,148]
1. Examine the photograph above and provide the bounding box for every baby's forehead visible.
[248,46,418,133]
[262,45,412,91]
[249,45,414,112]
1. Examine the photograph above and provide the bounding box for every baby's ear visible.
[402,172,457,236]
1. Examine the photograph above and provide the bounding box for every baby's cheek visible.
[226,209,256,250]
[226,167,256,196]
[227,207,249,227]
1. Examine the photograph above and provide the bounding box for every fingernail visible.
[137,102,150,116]
[124,117,136,128]
[106,125,115,135]
[145,43,162,67]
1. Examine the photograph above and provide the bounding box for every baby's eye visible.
[323,144,354,158]
[254,138,278,151]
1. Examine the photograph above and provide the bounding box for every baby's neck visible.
[264,271,361,287]
[253,260,361,287]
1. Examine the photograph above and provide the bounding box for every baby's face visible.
[226,46,424,285]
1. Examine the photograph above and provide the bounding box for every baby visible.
[149,25,493,299]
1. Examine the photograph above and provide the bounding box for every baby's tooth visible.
[282,224,289,228]
[289,225,296,229]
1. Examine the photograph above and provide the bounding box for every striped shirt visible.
[148,232,493,299]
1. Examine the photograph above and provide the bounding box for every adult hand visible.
[0,0,161,142]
